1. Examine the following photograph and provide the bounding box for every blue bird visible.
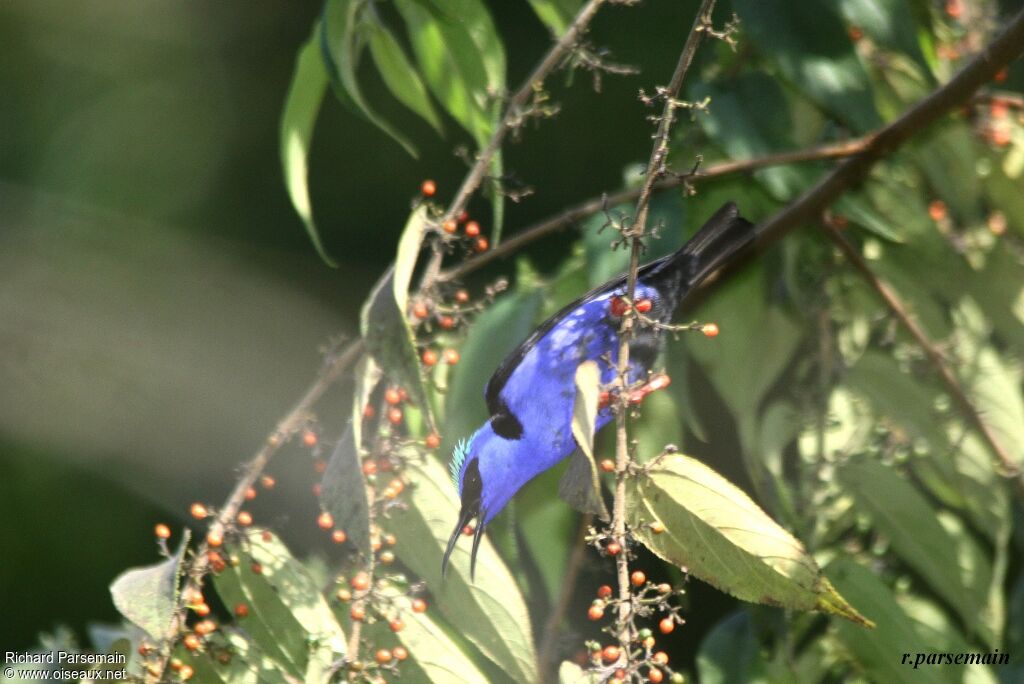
[443,202,754,578]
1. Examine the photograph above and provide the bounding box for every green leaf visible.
[109,530,190,640]
[559,661,599,683]
[836,0,930,71]
[388,591,491,683]
[321,0,418,156]
[627,454,871,625]
[696,611,768,684]
[392,453,538,683]
[280,34,335,266]
[210,529,346,679]
[188,629,293,684]
[526,0,582,35]
[320,421,372,557]
[733,0,881,133]
[366,18,443,132]
[826,558,946,684]
[516,465,578,604]
[558,360,608,519]
[837,458,994,642]
[360,207,434,429]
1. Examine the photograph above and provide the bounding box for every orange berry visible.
[393,646,408,661]
[462,524,475,536]
[657,583,672,594]
[384,387,402,405]
[421,180,436,197]
[314,458,327,474]
[207,551,226,573]
[598,585,614,599]
[701,323,719,338]
[317,511,334,530]
[945,0,962,19]
[190,503,208,520]
[260,475,276,490]
[412,302,429,319]
[332,529,348,544]
[422,349,439,366]
[302,430,318,447]
[848,25,863,41]
[636,298,653,313]
[442,219,458,234]
[250,562,263,575]
[454,289,470,304]
[336,588,352,602]
[613,670,626,681]
[995,67,1008,83]
[928,199,947,222]
[438,315,455,329]
[397,387,408,402]
[154,524,171,539]
[464,220,481,237]
[206,531,223,547]
[631,570,647,587]
[376,648,392,664]
[380,550,396,564]
[195,619,217,636]
[179,664,194,681]
[169,659,182,672]
[600,459,615,473]
[648,667,664,683]
[350,605,366,621]
[351,572,370,591]
[261,530,273,542]
[650,521,666,534]
[991,100,1010,119]
[362,460,377,475]
[384,533,397,546]
[245,487,257,501]
[653,652,669,666]
[992,127,1012,146]
[234,603,249,618]
[411,598,427,613]
[606,541,622,556]
[363,404,376,419]
[444,349,460,365]
[184,633,201,651]
[236,511,253,527]
[659,617,675,634]
[601,645,620,662]
[194,602,211,617]
[387,407,404,425]
[425,432,441,449]
[588,604,605,621]
[389,618,405,632]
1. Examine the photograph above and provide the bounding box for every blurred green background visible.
[0,0,705,650]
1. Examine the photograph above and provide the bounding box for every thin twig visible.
[418,0,609,291]
[824,224,1024,497]
[436,136,871,282]
[538,513,593,678]
[612,0,717,666]
[147,340,364,682]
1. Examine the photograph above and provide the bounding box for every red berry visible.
[994,67,1008,83]
[606,541,622,556]
[260,475,276,490]
[442,219,458,234]
[474,237,489,253]
[438,315,455,329]
[234,603,249,618]
[444,349,460,365]
[376,648,392,665]
[701,323,719,338]
[190,503,208,520]
[636,299,653,313]
[631,570,647,587]
[250,562,263,575]
[384,387,402,405]
[362,460,378,475]
[848,25,864,41]
[613,671,626,681]
[154,524,171,539]
[302,430,318,447]
[601,645,620,662]
[237,511,253,526]
[411,598,427,613]
[425,432,441,449]
[600,459,615,473]
[332,529,347,544]
[413,302,429,319]
[464,221,481,237]
[598,584,614,599]
[421,349,438,366]
[421,180,436,197]
[317,511,334,530]
[393,646,408,661]
[207,551,226,573]
[610,296,629,316]
[945,0,962,19]
[389,618,405,632]
[387,407,404,425]
[659,617,675,634]
[312,483,322,497]
[928,199,947,222]
[245,486,257,501]
[458,210,469,223]
[351,572,370,591]
[363,404,376,419]
[462,524,475,536]
[261,530,273,542]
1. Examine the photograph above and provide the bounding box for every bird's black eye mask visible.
[442,458,485,580]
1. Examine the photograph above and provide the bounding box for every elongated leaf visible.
[837,0,929,71]
[392,453,538,683]
[280,34,335,266]
[627,455,871,625]
[360,207,434,428]
[696,610,767,684]
[366,19,443,132]
[837,458,993,641]
[321,421,372,557]
[321,0,418,156]
[527,0,582,35]
[733,0,881,133]
[385,591,490,683]
[211,529,346,679]
[188,629,293,684]
[109,531,190,640]
[559,360,608,519]
[826,559,946,684]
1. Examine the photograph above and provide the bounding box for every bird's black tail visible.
[643,201,754,299]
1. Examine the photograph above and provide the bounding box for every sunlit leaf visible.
[210,528,346,679]
[320,421,372,557]
[559,661,599,683]
[109,531,190,640]
[526,0,582,35]
[387,591,490,683]
[559,360,608,519]
[280,34,335,266]
[392,453,538,683]
[188,629,293,684]
[627,455,871,625]
[366,18,443,132]
[837,0,930,71]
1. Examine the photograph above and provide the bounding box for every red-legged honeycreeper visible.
[443,202,754,578]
